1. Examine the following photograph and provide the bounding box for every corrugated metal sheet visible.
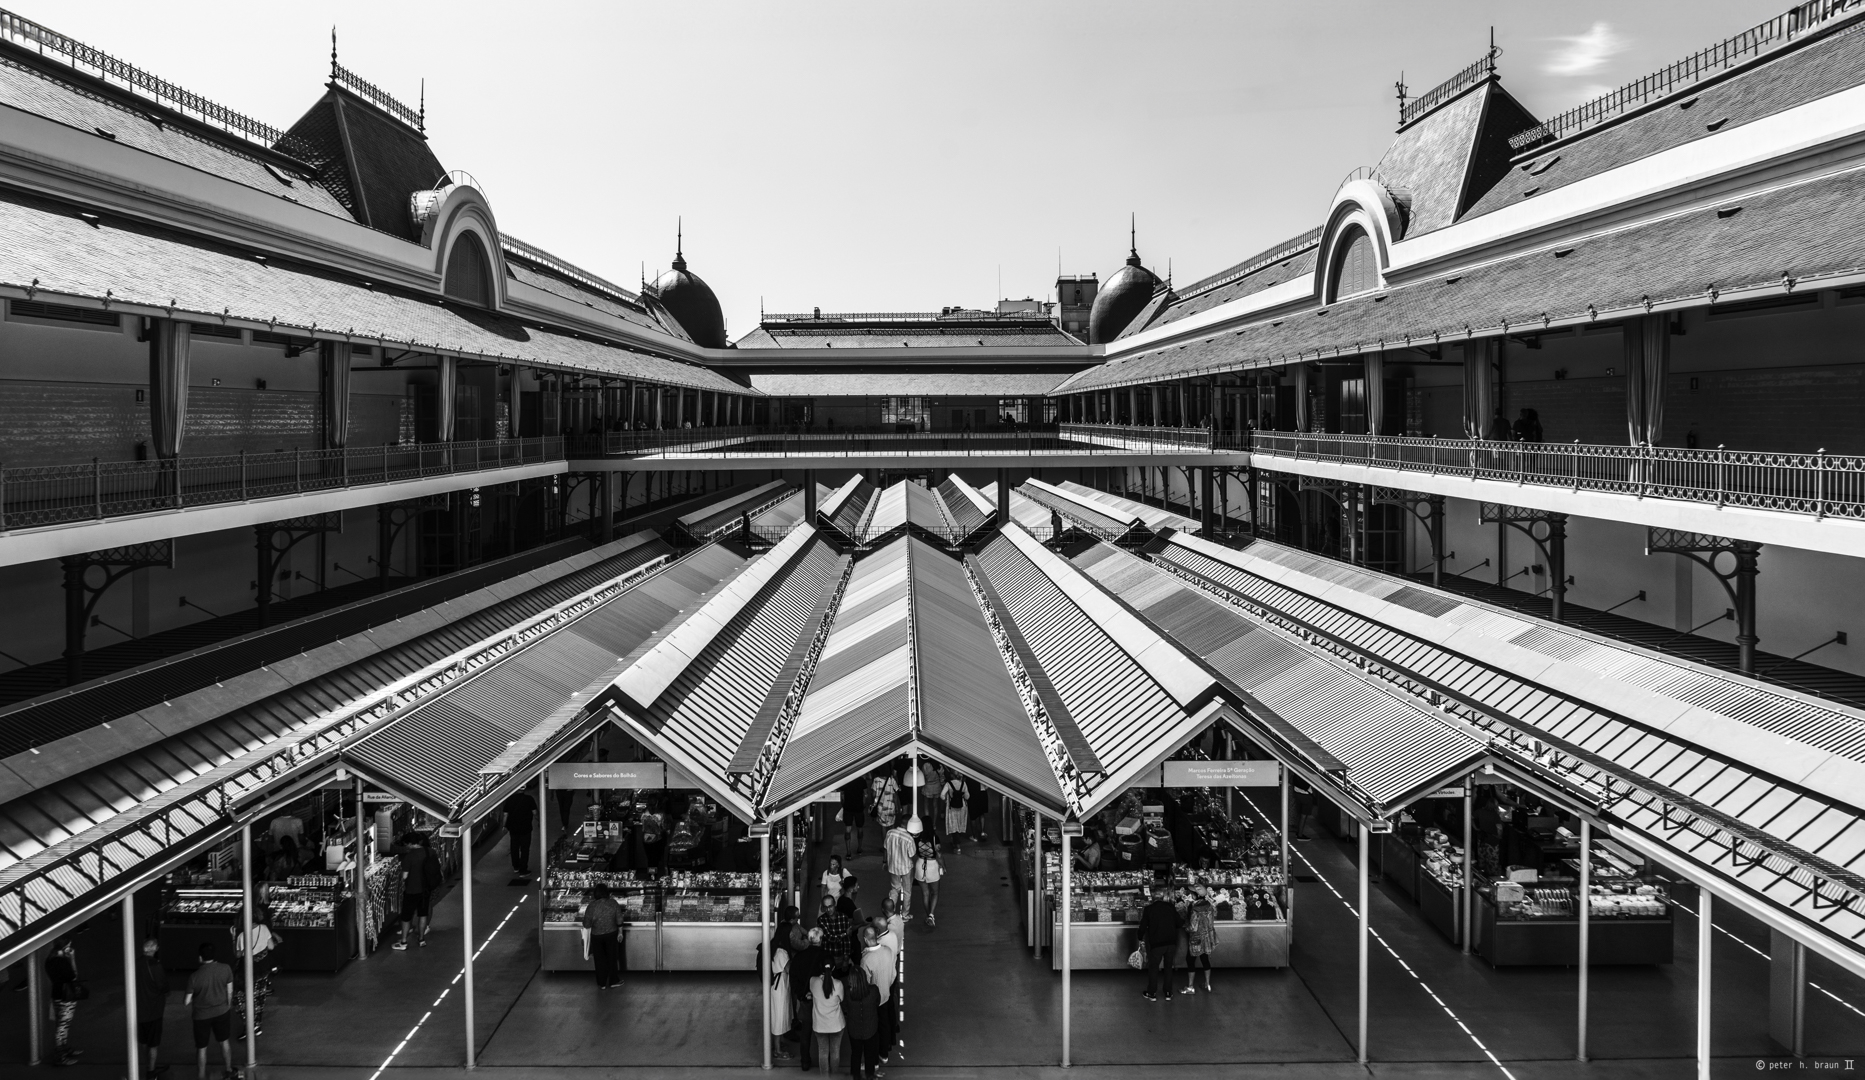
[971,533,1190,812]
[1055,481,1201,535]
[341,542,748,819]
[909,539,1066,813]
[0,534,678,867]
[677,481,794,541]
[1016,481,1133,538]
[936,475,994,540]
[825,479,876,542]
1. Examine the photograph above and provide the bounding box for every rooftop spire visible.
[330,26,338,81]
[1126,213,1142,267]
[672,217,686,272]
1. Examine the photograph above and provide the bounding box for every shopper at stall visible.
[884,820,915,918]
[393,833,439,951]
[137,935,169,1077]
[583,883,626,991]
[1075,832,1104,871]
[184,942,235,1080]
[231,906,280,1035]
[792,928,828,1071]
[840,779,867,858]
[837,877,864,926]
[841,962,881,1080]
[966,775,988,842]
[1183,883,1217,994]
[913,837,943,928]
[821,855,846,900]
[502,788,538,883]
[770,925,794,1061]
[46,935,82,1067]
[871,770,899,830]
[941,773,969,852]
[1138,886,1183,1002]
[858,925,897,1060]
[817,891,853,965]
[809,963,846,1074]
[1292,776,1317,841]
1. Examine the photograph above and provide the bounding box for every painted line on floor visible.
[1291,847,1518,1080]
[1698,910,1865,1020]
[364,897,528,1080]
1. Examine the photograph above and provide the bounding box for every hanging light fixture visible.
[906,751,924,835]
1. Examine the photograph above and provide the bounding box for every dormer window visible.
[1328,225,1378,302]
[443,232,493,307]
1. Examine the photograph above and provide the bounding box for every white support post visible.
[122,893,139,1080]
[463,829,476,1070]
[785,815,797,907]
[1697,889,1712,1080]
[1462,781,1473,955]
[760,829,772,1070]
[1032,812,1043,958]
[1279,768,1290,884]
[1578,819,1591,1061]
[537,772,548,942]
[1358,826,1369,1065]
[355,778,368,961]
[1060,826,1073,1069]
[242,822,257,1072]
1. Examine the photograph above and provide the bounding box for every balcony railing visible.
[570,424,1229,459]
[0,437,566,532]
[1251,432,1865,521]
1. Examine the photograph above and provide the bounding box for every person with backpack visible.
[841,962,881,1079]
[791,927,827,1071]
[941,773,969,852]
[185,942,236,1080]
[913,838,944,928]
[231,906,281,1035]
[46,936,83,1067]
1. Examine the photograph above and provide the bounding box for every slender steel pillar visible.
[1462,780,1473,954]
[1697,890,1712,1080]
[355,778,368,960]
[803,471,818,522]
[242,822,257,1072]
[1060,827,1073,1068]
[123,893,140,1080]
[537,773,548,940]
[26,943,44,1064]
[1358,826,1369,1065]
[760,831,772,1070]
[463,830,476,1070]
[785,815,797,906]
[1577,819,1590,1060]
[1032,812,1043,958]
[1279,767,1290,883]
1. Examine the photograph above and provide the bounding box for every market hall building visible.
[2,3,1865,1077]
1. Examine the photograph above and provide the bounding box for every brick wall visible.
[182,386,319,456]
[0,381,144,466]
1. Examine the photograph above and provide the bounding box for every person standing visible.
[858,924,897,1062]
[394,833,439,950]
[769,923,794,1061]
[1292,777,1316,842]
[502,788,538,883]
[913,838,943,928]
[817,891,852,967]
[841,963,881,1080]
[46,936,82,1067]
[582,884,625,990]
[184,943,236,1080]
[941,773,969,852]
[1183,883,1217,994]
[791,928,828,1072]
[820,855,846,901]
[231,907,281,1035]
[966,775,988,842]
[839,779,867,858]
[137,935,170,1077]
[1138,883,1183,1002]
[809,964,846,1075]
[884,820,915,919]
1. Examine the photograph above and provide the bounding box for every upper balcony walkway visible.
[566,423,1239,470]
[0,437,568,566]
[1250,431,1865,558]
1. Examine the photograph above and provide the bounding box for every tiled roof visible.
[1465,16,1865,221]
[748,371,1070,397]
[0,192,747,392]
[505,261,666,333]
[739,325,1080,348]
[1145,247,1318,331]
[1377,85,1490,235]
[1058,165,1865,392]
[0,55,352,219]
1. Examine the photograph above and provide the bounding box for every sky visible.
[18,1,1787,340]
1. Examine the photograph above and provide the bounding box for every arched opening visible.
[444,231,495,307]
[1327,225,1378,302]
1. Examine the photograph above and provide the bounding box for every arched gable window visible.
[1328,225,1378,302]
[443,232,494,307]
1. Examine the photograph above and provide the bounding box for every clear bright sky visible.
[21,1,1786,340]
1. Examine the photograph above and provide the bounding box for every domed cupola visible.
[650,222,727,348]
[1088,218,1161,344]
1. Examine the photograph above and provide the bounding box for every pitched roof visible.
[1057,164,1865,392]
[748,371,1070,397]
[279,86,445,239]
[738,324,1081,349]
[0,191,747,392]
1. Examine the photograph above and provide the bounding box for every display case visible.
[660,871,766,971]
[540,867,659,972]
[1413,828,1467,946]
[1047,868,1291,970]
[1475,874,1674,966]
[158,886,241,971]
[270,876,356,971]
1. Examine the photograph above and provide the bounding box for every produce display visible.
[268,885,342,928]
[162,888,242,923]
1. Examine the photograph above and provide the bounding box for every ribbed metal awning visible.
[820,477,875,542]
[1055,481,1200,535]
[675,480,795,543]
[1017,479,1143,543]
[937,475,996,541]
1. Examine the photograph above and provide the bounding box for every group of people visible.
[1136,879,1222,1002]
[769,898,902,1077]
[841,760,987,858]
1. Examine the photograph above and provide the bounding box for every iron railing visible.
[570,424,1224,459]
[331,61,422,131]
[0,437,565,532]
[1251,432,1865,521]
[1509,0,1865,151]
[1400,48,1498,127]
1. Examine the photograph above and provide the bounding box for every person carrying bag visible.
[941,776,969,851]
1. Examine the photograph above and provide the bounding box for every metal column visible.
[1279,768,1290,883]
[1031,811,1043,958]
[463,830,476,1069]
[1734,543,1760,674]
[537,773,548,940]
[997,469,1010,528]
[26,943,44,1064]
[242,822,257,1072]
[1577,819,1590,1060]
[1358,826,1369,1065]
[760,829,772,1070]
[1548,513,1569,624]
[1697,890,1712,1080]
[1060,825,1073,1068]
[785,815,797,907]
[1462,782,1473,955]
[123,893,140,1080]
[355,778,368,960]
[803,471,817,523]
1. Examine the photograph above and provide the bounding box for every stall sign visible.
[550,761,664,789]
[361,792,401,803]
[1160,760,1281,788]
